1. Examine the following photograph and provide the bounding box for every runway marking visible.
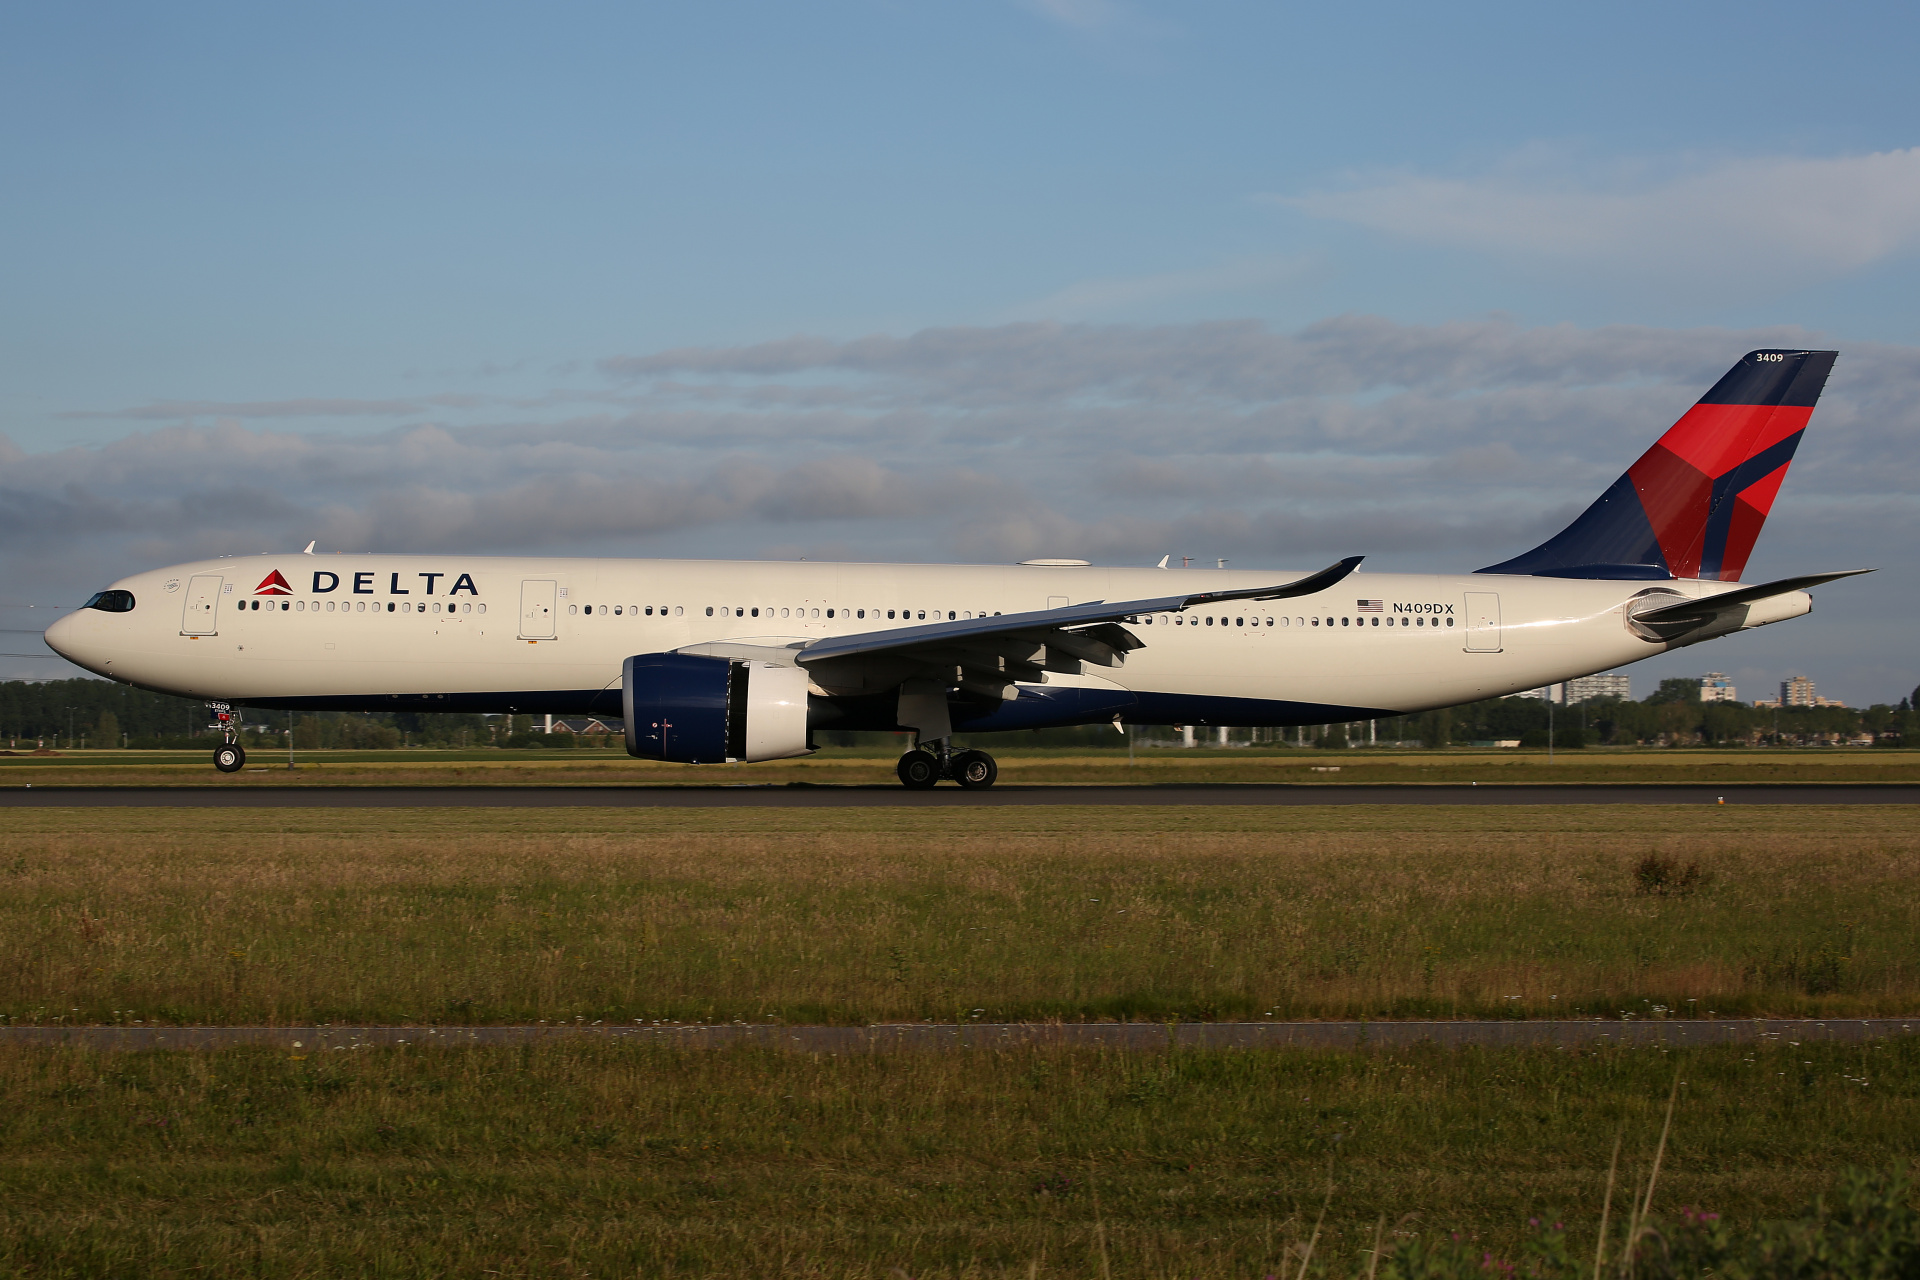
[4,1019,1914,1051]
[0,784,1915,807]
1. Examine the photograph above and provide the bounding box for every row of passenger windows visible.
[239,598,486,614]
[554,603,1451,630]
[565,605,1004,621]
[1138,614,1453,629]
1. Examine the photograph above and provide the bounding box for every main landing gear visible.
[895,743,998,790]
[208,702,246,773]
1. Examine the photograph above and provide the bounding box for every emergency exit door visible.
[180,575,223,635]
[519,580,557,639]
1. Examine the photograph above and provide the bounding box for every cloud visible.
[9,314,1915,600]
[1278,148,1920,283]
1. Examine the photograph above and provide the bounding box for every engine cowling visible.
[622,653,812,764]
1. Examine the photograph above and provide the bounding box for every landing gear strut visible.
[209,703,246,773]
[895,742,997,790]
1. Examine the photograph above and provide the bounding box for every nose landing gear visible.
[894,741,998,790]
[208,703,246,773]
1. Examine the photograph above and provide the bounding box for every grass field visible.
[5,802,1919,1275]
[4,805,1917,1026]
[1,1037,1914,1277]
[2,744,1917,787]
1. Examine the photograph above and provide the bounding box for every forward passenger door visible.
[180,575,223,635]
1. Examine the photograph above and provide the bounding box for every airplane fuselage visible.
[45,553,1807,732]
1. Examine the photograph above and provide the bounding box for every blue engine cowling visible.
[622,653,812,764]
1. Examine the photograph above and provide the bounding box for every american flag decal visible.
[1356,599,1384,612]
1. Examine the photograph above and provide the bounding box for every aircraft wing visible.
[795,556,1363,699]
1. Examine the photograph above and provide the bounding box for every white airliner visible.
[46,349,1868,787]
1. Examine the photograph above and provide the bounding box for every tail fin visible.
[1479,349,1837,581]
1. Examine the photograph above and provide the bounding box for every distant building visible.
[550,717,624,735]
[1759,677,1846,710]
[1698,672,1738,703]
[1565,673,1631,703]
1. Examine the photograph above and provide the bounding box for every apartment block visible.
[1565,672,1631,702]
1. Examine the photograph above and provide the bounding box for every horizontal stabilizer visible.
[1629,568,1875,625]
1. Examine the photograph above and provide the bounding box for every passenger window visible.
[1235,617,1243,626]
[706,607,714,616]
[568,605,578,615]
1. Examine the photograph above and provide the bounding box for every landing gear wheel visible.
[896,751,939,789]
[953,750,998,790]
[214,743,246,773]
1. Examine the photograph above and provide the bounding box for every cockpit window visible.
[82,590,136,613]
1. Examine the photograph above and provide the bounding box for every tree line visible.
[1,675,1913,751]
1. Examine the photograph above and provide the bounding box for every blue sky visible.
[3,1,1917,704]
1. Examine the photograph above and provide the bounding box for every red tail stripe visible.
[1654,403,1811,477]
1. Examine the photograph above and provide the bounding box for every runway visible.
[0,783,1915,807]
[4,1018,1913,1052]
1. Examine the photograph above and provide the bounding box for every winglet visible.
[1178,556,1365,609]
[302,541,317,555]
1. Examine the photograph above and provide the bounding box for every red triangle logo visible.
[255,570,293,596]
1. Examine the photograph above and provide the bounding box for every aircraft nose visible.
[42,612,77,659]
[42,611,103,671]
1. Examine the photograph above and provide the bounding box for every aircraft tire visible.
[214,744,246,773]
[952,750,997,790]
[896,752,939,789]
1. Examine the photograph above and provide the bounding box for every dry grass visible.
[2,745,1917,787]
[3,805,1917,1025]
[0,1036,1913,1277]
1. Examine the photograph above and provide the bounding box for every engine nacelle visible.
[622,652,812,764]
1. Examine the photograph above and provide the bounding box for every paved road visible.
[4,1019,1913,1052]
[0,783,1915,807]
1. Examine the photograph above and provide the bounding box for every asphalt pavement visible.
[0,783,1914,807]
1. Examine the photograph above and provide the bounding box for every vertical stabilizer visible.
[1479,349,1836,581]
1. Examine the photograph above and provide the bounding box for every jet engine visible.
[622,653,812,764]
